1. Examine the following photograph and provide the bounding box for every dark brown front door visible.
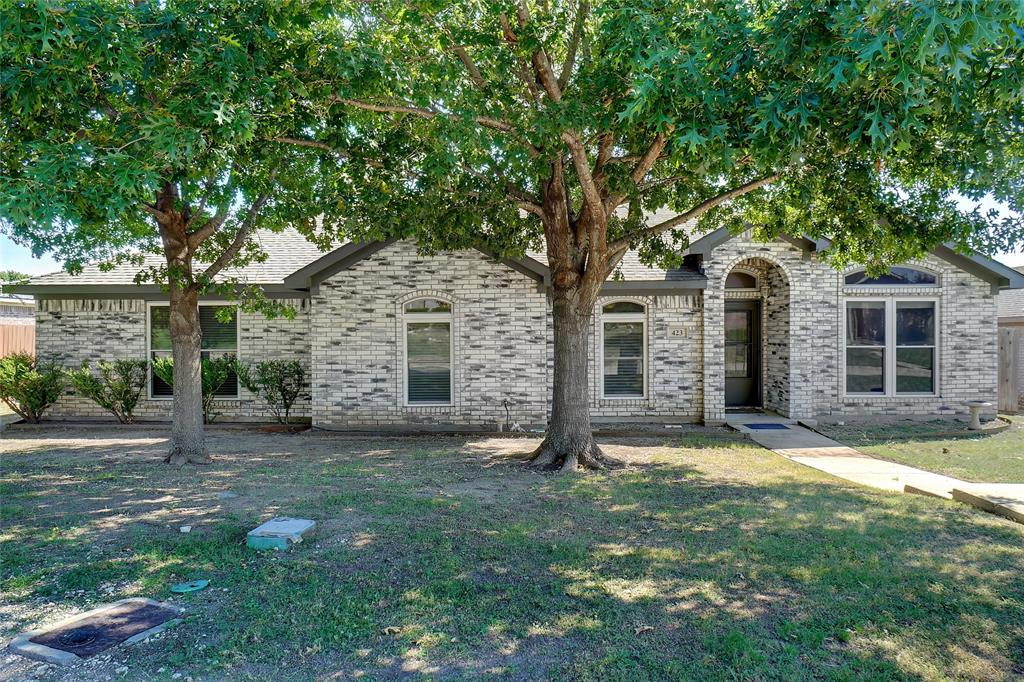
[725,300,761,407]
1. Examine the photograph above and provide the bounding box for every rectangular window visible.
[149,305,238,398]
[845,301,886,394]
[405,321,452,404]
[603,320,645,397]
[844,300,937,396]
[895,301,935,394]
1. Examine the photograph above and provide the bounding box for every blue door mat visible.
[744,423,790,430]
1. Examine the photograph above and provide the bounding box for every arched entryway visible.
[723,257,791,413]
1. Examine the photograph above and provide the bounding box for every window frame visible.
[599,300,648,400]
[841,297,940,398]
[146,301,241,400]
[402,297,454,407]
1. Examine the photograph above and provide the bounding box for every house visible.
[21,218,1024,429]
[998,267,1024,412]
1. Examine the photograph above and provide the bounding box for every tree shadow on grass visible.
[1,431,1022,680]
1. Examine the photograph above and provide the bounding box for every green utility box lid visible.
[246,517,315,551]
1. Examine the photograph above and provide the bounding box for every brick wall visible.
[310,242,550,429]
[32,236,998,426]
[588,294,704,423]
[35,298,310,421]
[702,231,998,421]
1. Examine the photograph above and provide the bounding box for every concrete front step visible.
[951,485,1024,524]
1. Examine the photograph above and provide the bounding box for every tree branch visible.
[498,14,543,104]
[605,132,669,211]
[267,136,385,167]
[186,204,229,251]
[608,173,782,251]
[196,171,277,285]
[335,97,516,134]
[558,1,589,91]
[513,1,563,103]
[140,203,170,223]
[452,45,487,90]
[561,132,604,214]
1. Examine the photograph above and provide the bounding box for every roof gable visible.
[689,228,1024,293]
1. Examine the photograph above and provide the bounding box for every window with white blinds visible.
[403,298,452,405]
[601,301,646,398]
[149,305,239,398]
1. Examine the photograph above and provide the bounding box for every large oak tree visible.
[1,0,341,463]
[290,0,1024,469]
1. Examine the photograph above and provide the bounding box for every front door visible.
[725,300,761,407]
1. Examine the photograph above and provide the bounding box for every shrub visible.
[66,360,147,424]
[151,354,236,423]
[236,359,306,424]
[0,353,66,423]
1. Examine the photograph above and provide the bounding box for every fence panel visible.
[0,324,35,356]
[998,327,1021,413]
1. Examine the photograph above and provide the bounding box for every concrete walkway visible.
[727,414,1024,524]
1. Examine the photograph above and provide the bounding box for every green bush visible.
[236,359,306,424]
[151,354,236,423]
[66,360,147,424]
[0,353,66,423]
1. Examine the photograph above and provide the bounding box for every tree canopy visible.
[281,0,1023,270]
[1,0,335,301]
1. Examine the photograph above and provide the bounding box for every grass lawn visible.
[1,426,1023,681]
[819,417,1024,484]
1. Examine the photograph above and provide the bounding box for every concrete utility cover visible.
[8,598,183,665]
[246,517,316,550]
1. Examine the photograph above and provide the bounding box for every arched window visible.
[601,301,646,398]
[725,270,759,290]
[845,267,936,286]
[403,297,452,405]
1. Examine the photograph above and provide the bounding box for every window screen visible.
[602,303,645,397]
[404,300,453,404]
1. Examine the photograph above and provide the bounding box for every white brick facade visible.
[36,298,310,422]
[32,236,999,426]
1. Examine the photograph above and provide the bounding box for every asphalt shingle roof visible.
[27,210,707,289]
[526,207,706,282]
[27,229,333,287]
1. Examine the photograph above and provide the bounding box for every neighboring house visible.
[21,219,1024,428]
[998,266,1024,412]
[0,293,35,356]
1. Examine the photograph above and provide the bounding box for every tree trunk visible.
[156,183,211,466]
[164,285,210,465]
[529,287,622,471]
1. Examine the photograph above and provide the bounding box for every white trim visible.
[599,300,648,400]
[146,301,241,400]
[841,296,940,398]
[402,298,454,407]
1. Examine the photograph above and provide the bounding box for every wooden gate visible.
[999,327,1022,413]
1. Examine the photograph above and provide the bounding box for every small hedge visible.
[0,353,66,423]
[66,360,148,424]
[236,359,306,424]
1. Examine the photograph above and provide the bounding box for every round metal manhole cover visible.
[58,626,99,647]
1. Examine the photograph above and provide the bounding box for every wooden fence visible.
[0,323,35,357]
[998,326,1022,413]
